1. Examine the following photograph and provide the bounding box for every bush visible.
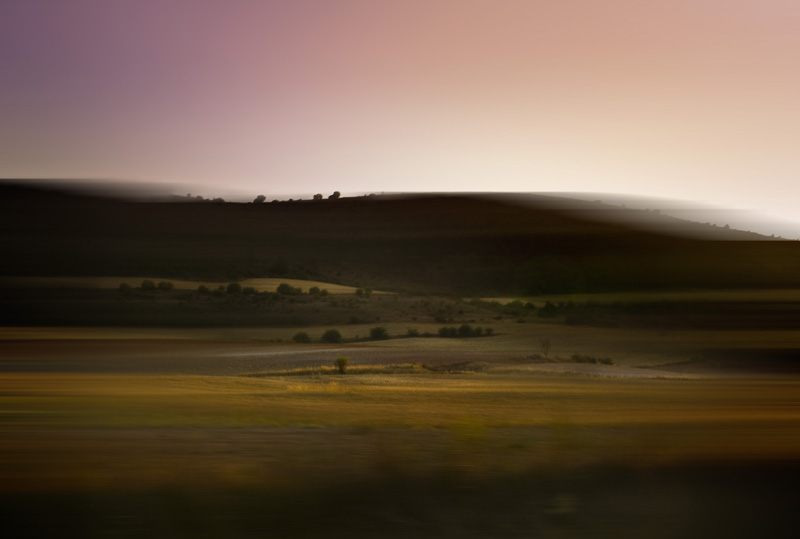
[198,285,210,294]
[118,282,132,292]
[321,329,342,343]
[242,286,257,295]
[335,356,349,373]
[438,327,458,338]
[140,280,156,291]
[537,300,558,318]
[406,328,420,337]
[320,289,329,297]
[277,283,301,295]
[540,338,552,357]
[309,286,321,296]
[226,282,242,294]
[571,354,612,365]
[458,324,474,338]
[435,324,488,338]
[158,281,174,291]
[292,332,311,343]
[369,326,389,340]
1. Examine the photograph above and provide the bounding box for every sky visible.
[2,0,799,233]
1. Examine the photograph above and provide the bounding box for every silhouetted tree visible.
[458,324,474,338]
[277,282,301,295]
[313,193,323,201]
[253,195,266,203]
[537,301,558,318]
[293,332,311,343]
[335,356,349,374]
[328,191,341,200]
[321,329,342,343]
[369,327,389,340]
[226,282,242,294]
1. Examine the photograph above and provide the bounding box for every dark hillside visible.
[2,183,799,295]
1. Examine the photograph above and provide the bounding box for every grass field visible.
[484,288,800,305]
[3,276,800,536]
[0,276,390,294]
[2,331,800,537]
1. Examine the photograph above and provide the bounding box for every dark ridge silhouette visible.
[1,181,799,295]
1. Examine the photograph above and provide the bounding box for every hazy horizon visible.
[2,1,799,232]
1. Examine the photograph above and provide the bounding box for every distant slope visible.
[1,183,799,295]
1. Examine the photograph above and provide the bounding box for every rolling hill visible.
[2,182,799,296]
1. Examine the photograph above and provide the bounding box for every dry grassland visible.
[3,369,800,494]
[0,276,390,294]
[484,288,800,305]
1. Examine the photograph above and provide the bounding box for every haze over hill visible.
[2,182,799,297]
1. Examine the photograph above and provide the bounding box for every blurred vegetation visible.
[2,185,800,297]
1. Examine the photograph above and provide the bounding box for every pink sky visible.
[2,0,799,230]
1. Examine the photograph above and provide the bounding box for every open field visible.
[2,332,800,537]
[4,318,800,369]
[2,189,800,535]
[485,287,800,305]
[0,276,389,295]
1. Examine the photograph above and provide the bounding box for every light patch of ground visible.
[482,288,800,305]
[0,276,392,295]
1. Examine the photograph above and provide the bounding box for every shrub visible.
[540,338,552,357]
[335,356,349,373]
[537,301,558,318]
[158,281,174,291]
[320,289,329,297]
[118,282,132,292]
[484,328,494,336]
[140,280,156,291]
[369,326,389,340]
[292,332,311,343]
[438,327,458,338]
[321,329,342,343]
[458,324,474,338]
[309,286,321,296]
[226,282,242,294]
[198,285,210,294]
[571,354,612,365]
[277,283,300,295]
[406,328,420,337]
[242,286,257,295]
